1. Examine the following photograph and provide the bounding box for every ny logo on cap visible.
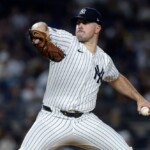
[79,8,86,15]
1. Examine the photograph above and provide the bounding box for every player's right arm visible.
[109,74,150,115]
[102,53,150,116]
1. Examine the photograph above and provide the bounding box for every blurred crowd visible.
[0,0,150,149]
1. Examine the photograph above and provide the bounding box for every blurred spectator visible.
[0,131,17,150]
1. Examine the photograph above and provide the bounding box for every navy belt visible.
[42,105,83,118]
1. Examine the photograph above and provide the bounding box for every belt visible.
[42,105,83,118]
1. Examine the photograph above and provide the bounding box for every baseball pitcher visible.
[19,7,150,150]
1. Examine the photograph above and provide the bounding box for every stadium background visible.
[0,0,150,149]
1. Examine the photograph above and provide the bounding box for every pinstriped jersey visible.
[43,27,119,112]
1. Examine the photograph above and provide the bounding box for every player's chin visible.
[77,36,86,43]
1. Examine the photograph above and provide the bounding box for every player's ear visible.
[95,24,101,33]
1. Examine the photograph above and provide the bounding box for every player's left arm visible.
[109,74,150,115]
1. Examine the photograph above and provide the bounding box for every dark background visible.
[0,0,150,149]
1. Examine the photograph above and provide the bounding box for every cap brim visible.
[71,16,87,24]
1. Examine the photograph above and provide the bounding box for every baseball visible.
[140,107,149,116]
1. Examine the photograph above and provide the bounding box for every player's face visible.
[75,19,100,42]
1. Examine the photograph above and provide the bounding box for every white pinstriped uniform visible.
[19,28,133,150]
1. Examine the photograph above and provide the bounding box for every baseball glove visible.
[29,29,65,62]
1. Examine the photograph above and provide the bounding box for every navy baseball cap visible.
[71,7,103,25]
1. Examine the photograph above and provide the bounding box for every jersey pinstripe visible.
[43,27,119,112]
[19,110,132,150]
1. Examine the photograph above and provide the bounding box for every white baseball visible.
[140,107,149,116]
